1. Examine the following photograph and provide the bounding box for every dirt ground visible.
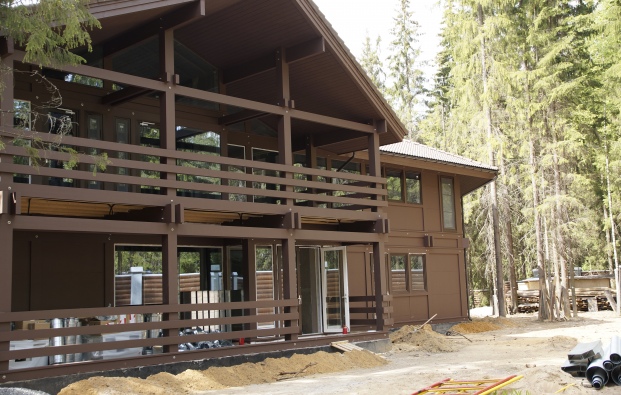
[58,309,621,395]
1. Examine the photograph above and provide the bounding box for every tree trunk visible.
[530,135,549,321]
[478,2,505,317]
[500,154,518,314]
[552,136,570,319]
[605,142,621,315]
[604,203,614,273]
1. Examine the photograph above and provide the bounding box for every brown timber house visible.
[0,0,496,383]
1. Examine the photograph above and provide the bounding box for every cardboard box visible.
[29,321,50,330]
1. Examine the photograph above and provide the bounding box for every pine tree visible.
[387,0,424,137]
[359,33,386,93]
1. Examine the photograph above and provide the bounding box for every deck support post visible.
[159,29,177,198]
[367,130,388,330]
[244,239,257,334]
[276,47,293,206]
[282,237,298,340]
[162,229,179,353]
[0,53,14,372]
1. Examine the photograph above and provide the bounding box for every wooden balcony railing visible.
[0,299,298,380]
[1,130,387,219]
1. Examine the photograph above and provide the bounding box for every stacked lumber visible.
[512,288,616,313]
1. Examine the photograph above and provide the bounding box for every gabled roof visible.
[380,140,497,172]
[85,0,408,153]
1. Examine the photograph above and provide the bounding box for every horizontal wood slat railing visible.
[0,299,299,363]
[348,294,392,327]
[2,131,387,212]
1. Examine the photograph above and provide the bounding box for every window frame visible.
[388,252,427,294]
[384,167,422,205]
[440,176,456,231]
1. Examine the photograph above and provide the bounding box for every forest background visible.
[353,0,621,319]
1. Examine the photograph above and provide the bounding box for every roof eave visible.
[299,0,407,143]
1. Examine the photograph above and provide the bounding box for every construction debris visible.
[331,341,364,352]
[562,336,621,390]
[412,375,523,395]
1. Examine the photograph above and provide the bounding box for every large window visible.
[390,253,426,293]
[440,177,456,230]
[176,126,221,199]
[385,168,421,204]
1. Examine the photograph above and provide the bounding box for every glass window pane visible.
[386,169,402,201]
[114,245,162,306]
[140,123,161,194]
[228,144,247,202]
[405,171,421,204]
[410,255,425,291]
[390,255,406,292]
[441,177,456,229]
[176,127,221,199]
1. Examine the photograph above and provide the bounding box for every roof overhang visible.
[85,0,407,153]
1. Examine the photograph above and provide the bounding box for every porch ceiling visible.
[86,0,405,154]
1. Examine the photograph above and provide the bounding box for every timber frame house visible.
[0,0,496,383]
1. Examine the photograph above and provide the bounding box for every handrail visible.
[2,129,385,185]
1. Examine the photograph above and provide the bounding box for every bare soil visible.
[58,310,621,394]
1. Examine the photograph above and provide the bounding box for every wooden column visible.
[372,241,386,331]
[0,215,13,372]
[0,52,15,372]
[368,130,387,330]
[162,228,179,353]
[276,47,293,205]
[282,237,298,340]
[159,29,176,197]
[243,239,257,332]
[305,135,318,207]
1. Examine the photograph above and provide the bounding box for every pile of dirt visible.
[58,349,387,395]
[449,316,516,334]
[389,324,457,352]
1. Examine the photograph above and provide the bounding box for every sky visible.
[312,0,444,78]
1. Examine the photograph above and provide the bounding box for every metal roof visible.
[380,140,498,172]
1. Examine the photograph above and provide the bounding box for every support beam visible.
[102,86,154,106]
[372,242,386,331]
[286,37,325,63]
[218,109,268,126]
[162,229,179,353]
[223,52,275,85]
[277,47,293,206]
[282,237,298,340]
[0,214,13,372]
[291,129,362,152]
[223,37,325,85]
[102,0,206,57]
[159,29,177,197]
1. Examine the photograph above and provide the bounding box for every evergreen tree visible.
[360,33,386,93]
[387,0,424,137]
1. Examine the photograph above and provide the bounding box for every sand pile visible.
[449,316,516,334]
[389,324,457,352]
[58,349,387,395]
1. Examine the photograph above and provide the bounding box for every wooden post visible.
[282,237,298,340]
[0,52,14,372]
[368,130,388,330]
[0,214,13,372]
[159,29,176,197]
[372,242,386,331]
[305,135,318,207]
[162,228,179,353]
[243,239,257,332]
[276,47,293,205]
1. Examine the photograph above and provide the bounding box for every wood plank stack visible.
[510,288,617,313]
